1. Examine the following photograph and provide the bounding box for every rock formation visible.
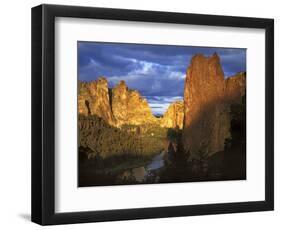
[112,80,157,126]
[78,77,116,126]
[182,53,232,159]
[111,80,129,126]
[160,101,184,129]
[78,54,246,161]
[225,72,246,103]
[78,78,157,127]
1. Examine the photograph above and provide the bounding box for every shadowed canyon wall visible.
[225,72,246,103]
[182,53,246,160]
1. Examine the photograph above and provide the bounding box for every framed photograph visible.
[31,4,274,225]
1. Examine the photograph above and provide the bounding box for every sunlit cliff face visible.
[78,77,185,129]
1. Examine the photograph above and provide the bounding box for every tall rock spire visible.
[182,53,231,159]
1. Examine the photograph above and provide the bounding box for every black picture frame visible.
[31,4,274,225]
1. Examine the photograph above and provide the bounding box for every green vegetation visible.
[79,151,150,173]
[79,115,167,160]
[78,115,173,185]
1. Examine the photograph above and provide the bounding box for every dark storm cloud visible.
[78,42,246,114]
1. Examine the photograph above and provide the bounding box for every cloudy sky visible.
[78,42,246,115]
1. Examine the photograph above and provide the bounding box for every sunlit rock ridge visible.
[111,80,158,126]
[79,78,161,127]
[78,77,116,126]
[160,101,184,129]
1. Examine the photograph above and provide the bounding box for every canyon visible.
[78,53,246,186]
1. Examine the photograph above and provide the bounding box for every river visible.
[117,150,166,183]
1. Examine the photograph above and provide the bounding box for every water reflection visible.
[117,151,166,183]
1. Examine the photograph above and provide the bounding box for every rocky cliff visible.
[78,78,157,127]
[112,80,157,126]
[78,77,116,126]
[182,53,243,159]
[225,72,246,103]
[160,101,184,129]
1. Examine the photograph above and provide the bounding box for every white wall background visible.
[0,0,279,229]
